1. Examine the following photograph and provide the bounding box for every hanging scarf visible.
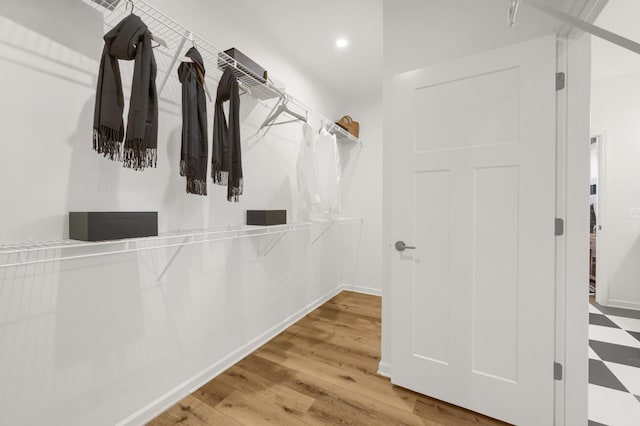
[93,14,158,170]
[178,47,208,195]
[212,67,243,202]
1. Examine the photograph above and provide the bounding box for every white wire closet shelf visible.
[0,222,316,269]
[0,218,364,269]
[82,0,362,145]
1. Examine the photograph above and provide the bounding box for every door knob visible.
[395,241,416,252]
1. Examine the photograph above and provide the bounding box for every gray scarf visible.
[178,47,208,195]
[93,14,158,170]
[212,67,242,201]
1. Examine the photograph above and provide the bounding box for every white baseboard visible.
[341,283,382,297]
[117,285,345,426]
[605,299,640,312]
[378,361,391,378]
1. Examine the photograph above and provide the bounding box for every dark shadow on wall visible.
[0,0,103,59]
[0,44,95,89]
[0,0,185,115]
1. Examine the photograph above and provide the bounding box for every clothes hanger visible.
[321,119,335,135]
[259,95,307,129]
[238,82,251,96]
[126,0,168,49]
[179,36,251,99]
[507,0,520,28]
[179,38,213,101]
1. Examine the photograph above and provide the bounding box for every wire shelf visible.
[0,222,316,269]
[83,0,362,143]
[84,0,282,101]
[0,218,364,269]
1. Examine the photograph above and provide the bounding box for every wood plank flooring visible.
[149,291,509,425]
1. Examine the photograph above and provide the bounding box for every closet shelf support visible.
[158,29,191,95]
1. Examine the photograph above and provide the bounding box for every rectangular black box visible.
[69,212,158,242]
[246,210,287,226]
[218,48,267,84]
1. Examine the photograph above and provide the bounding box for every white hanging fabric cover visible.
[316,128,341,213]
[297,123,320,212]
[296,124,341,214]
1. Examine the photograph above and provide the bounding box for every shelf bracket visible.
[261,229,289,257]
[311,220,337,246]
[157,30,191,95]
[156,236,190,282]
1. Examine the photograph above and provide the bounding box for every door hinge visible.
[554,362,563,381]
[556,72,566,91]
[555,218,564,236]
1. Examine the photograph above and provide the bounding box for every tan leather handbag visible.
[335,115,360,138]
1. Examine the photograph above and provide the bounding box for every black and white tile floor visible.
[589,303,640,426]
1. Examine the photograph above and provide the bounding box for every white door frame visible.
[591,132,609,305]
[554,32,591,426]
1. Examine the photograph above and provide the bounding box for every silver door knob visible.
[395,241,416,251]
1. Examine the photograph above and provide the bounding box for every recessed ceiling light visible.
[336,38,348,48]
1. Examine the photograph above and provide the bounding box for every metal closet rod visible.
[285,96,362,145]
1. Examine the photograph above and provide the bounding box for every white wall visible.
[591,71,640,309]
[339,94,383,294]
[0,0,371,424]
[0,224,361,426]
[0,0,345,244]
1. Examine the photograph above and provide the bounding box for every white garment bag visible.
[296,124,341,214]
[316,128,341,213]
[297,123,320,211]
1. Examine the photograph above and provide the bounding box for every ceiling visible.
[231,0,383,100]
[384,0,606,76]
[591,0,640,80]
[147,0,609,101]
[229,0,606,99]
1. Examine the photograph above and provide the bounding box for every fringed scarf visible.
[178,47,208,195]
[93,14,158,170]
[212,67,243,202]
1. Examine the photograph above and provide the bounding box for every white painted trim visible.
[593,132,610,306]
[562,32,591,426]
[342,283,382,297]
[606,299,640,312]
[555,36,569,426]
[377,361,391,378]
[116,284,346,426]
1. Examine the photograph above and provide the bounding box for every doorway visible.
[589,135,600,301]
[587,0,640,415]
[388,35,557,426]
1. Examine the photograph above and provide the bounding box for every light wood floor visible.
[149,291,509,425]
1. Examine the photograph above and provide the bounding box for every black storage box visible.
[246,210,287,226]
[69,212,158,242]
[218,48,267,84]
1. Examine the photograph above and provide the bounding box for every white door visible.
[390,35,557,426]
